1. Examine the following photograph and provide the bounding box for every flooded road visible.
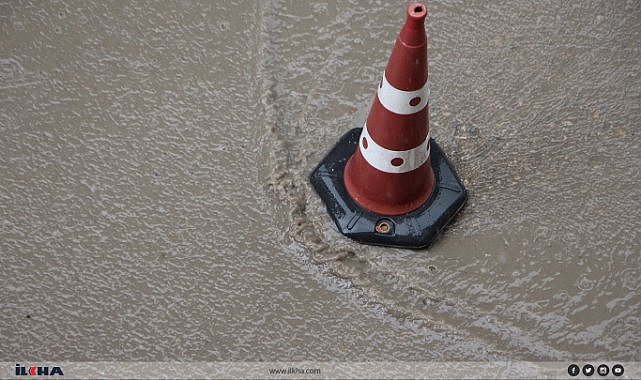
[1,0,640,362]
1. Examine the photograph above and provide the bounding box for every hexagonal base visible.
[310,128,467,249]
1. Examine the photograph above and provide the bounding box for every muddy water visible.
[1,0,640,362]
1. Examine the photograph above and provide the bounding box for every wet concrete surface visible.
[1,0,640,361]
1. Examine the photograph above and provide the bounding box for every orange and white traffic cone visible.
[310,2,467,248]
[345,2,432,216]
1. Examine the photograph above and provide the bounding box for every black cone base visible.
[310,128,467,249]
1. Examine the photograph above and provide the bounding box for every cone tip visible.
[407,3,427,23]
[400,3,427,46]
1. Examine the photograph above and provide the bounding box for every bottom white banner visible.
[2,361,638,379]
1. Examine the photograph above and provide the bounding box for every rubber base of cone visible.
[310,128,467,249]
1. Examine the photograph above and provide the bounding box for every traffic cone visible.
[345,2,432,216]
[310,2,467,249]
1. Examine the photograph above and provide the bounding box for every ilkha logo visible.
[15,364,64,376]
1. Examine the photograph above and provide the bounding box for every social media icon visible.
[583,364,595,376]
[568,364,580,377]
[597,364,609,376]
[612,364,624,376]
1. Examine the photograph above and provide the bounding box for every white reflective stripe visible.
[377,72,429,115]
[358,123,430,174]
